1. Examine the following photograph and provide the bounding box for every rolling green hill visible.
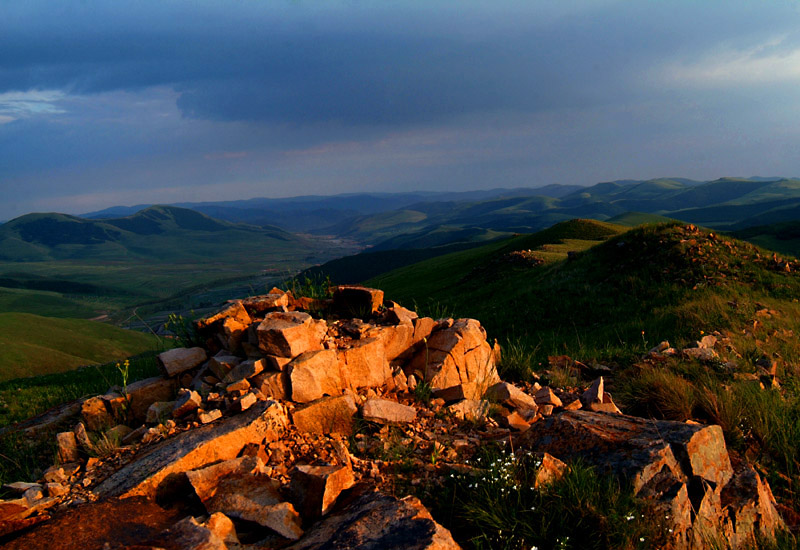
[0,313,161,381]
[731,221,800,258]
[0,205,352,318]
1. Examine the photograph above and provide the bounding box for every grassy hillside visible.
[0,313,162,381]
[369,220,800,514]
[731,221,800,258]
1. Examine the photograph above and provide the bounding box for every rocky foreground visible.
[0,286,787,549]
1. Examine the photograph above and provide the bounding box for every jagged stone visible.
[332,285,384,316]
[291,393,358,435]
[56,431,79,463]
[94,400,289,499]
[233,392,258,413]
[338,337,391,390]
[221,358,265,385]
[207,355,241,381]
[81,396,113,432]
[205,512,239,546]
[173,389,202,418]
[289,464,355,518]
[158,347,208,377]
[384,304,418,325]
[720,467,785,547]
[534,386,563,408]
[225,378,250,393]
[485,382,537,411]
[242,293,290,313]
[285,491,460,550]
[534,453,569,489]
[581,377,604,405]
[253,371,290,401]
[288,349,346,403]
[198,409,223,424]
[186,456,266,502]
[45,482,68,498]
[407,318,499,392]
[257,311,327,357]
[2,482,40,495]
[683,347,718,362]
[265,354,293,371]
[369,323,415,362]
[125,376,176,422]
[362,398,417,424]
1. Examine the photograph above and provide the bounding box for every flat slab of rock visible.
[291,394,358,435]
[94,400,288,500]
[285,491,460,550]
[159,347,207,377]
[362,398,416,424]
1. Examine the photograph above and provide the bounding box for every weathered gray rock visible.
[154,516,227,550]
[257,311,327,358]
[173,389,202,418]
[221,358,265,385]
[534,387,563,408]
[285,491,460,550]
[81,396,113,432]
[241,292,290,313]
[362,398,417,424]
[159,347,208,377]
[146,401,176,424]
[94,400,289,499]
[445,399,490,421]
[288,349,346,403]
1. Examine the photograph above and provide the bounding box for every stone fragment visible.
[500,411,530,432]
[125,376,176,422]
[2,482,40,495]
[186,456,266,502]
[205,512,239,545]
[0,498,28,522]
[581,377,604,405]
[199,409,223,424]
[81,397,113,432]
[222,358,266,385]
[146,401,176,424]
[588,392,622,414]
[338,337,391,390]
[197,300,252,328]
[207,355,241,381]
[284,492,459,550]
[534,387,563,408]
[698,334,718,349]
[485,382,538,411]
[234,392,258,413]
[384,303,418,325]
[94,401,289,499]
[241,293,290,313]
[253,371,290,401]
[288,349,345,403]
[564,399,583,411]
[534,453,569,489]
[225,378,250,393]
[362,398,417,424]
[45,482,69,498]
[257,311,327,357]
[289,464,355,518]
[73,422,93,450]
[291,393,358,435]
[56,431,79,463]
[265,355,293,371]
[159,347,208,377]
[332,285,384,316]
[173,389,202,418]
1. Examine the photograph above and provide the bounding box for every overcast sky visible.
[2,1,800,220]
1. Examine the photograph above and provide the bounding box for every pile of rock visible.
[0,286,787,549]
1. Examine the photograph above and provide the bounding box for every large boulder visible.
[159,347,207,377]
[125,376,176,422]
[332,286,384,317]
[407,319,499,391]
[291,393,358,435]
[257,312,327,358]
[94,401,289,500]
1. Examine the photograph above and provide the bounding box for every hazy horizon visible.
[3,1,800,220]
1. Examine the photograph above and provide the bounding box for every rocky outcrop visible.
[519,410,784,548]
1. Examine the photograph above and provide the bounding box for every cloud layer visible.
[2,0,800,220]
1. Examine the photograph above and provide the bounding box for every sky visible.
[2,0,800,220]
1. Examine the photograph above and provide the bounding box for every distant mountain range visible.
[75,178,800,248]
